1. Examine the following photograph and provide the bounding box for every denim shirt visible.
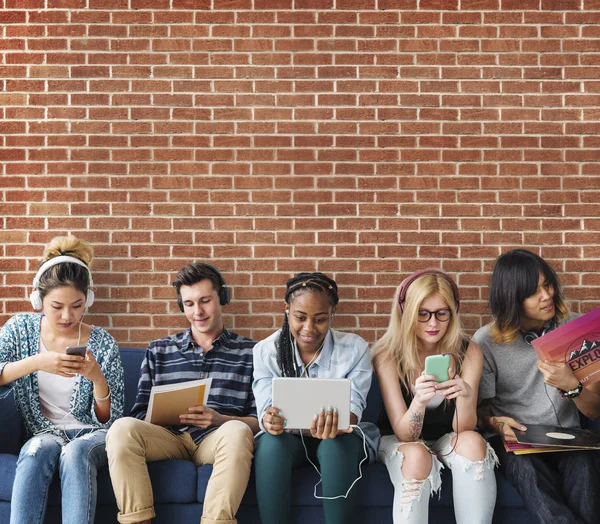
[252,328,379,461]
[0,313,124,439]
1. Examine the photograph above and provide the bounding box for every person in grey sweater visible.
[475,249,600,524]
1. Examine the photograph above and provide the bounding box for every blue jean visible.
[491,436,600,524]
[10,428,108,524]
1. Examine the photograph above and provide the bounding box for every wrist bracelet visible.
[558,381,582,399]
[94,386,111,403]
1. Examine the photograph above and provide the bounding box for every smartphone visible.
[424,354,451,383]
[66,345,87,358]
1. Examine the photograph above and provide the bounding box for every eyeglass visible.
[417,309,452,323]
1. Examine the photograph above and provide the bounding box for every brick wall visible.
[1,0,599,346]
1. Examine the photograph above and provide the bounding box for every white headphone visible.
[30,256,95,311]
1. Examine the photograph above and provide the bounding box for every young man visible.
[475,249,600,524]
[106,262,258,524]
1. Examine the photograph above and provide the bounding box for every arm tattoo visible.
[408,411,424,440]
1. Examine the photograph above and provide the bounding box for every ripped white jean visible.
[378,432,498,524]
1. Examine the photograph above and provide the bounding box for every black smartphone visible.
[66,345,87,358]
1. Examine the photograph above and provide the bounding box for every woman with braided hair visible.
[252,272,378,524]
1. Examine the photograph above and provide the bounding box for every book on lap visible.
[145,378,212,426]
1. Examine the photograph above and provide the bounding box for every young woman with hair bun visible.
[0,235,124,524]
[252,272,378,524]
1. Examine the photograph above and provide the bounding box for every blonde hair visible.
[43,235,93,266]
[37,236,94,301]
[373,273,465,389]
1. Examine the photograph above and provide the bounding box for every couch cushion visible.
[222,463,453,508]
[363,374,383,425]
[97,460,198,506]
[0,392,23,456]
[45,460,199,506]
[0,454,17,502]
[118,347,146,416]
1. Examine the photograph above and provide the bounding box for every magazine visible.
[503,441,580,455]
[145,378,212,426]
[531,307,600,386]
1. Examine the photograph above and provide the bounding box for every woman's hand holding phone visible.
[78,350,104,383]
[36,351,85,378]
[435,372,473,401]
[413,373,438,408]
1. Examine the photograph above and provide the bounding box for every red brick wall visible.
[1,0,599,346]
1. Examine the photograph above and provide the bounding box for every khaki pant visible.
[105,417,254,524]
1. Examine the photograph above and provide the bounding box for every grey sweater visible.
[474,317,580,429]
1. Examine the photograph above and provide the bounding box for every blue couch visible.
[1,347,538,523]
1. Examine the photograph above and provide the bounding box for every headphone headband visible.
[30,255,94,310]
[175,262,231,311]
[397,269,460,313]
[33,256,92,287]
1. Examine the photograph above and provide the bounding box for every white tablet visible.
[271,377,351,431]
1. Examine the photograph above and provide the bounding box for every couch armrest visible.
[0,392,23,455]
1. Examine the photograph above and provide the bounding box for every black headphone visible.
[176,263,231,312]
[521,321,557,345]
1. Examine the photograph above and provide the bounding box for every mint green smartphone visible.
[424,354,451,383]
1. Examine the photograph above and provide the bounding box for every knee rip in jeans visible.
[399,478,428,514]
[390,443,442,514]
[454,441,499,481]
[78,430,101,441]
[26,437,42,457]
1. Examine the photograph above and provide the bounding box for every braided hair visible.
[277,272,339,377]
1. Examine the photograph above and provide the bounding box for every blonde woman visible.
[373,270,497,524]
[0,236,124,524]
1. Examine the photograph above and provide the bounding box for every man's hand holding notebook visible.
[145,378,212,426]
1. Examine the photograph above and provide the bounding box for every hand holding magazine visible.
[145,378,212,426]
[531,307,600,386]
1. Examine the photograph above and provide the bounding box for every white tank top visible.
[37,339,92,430]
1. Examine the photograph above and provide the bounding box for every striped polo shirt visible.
[130,327,257,444]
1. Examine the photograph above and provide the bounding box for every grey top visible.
[474,315,581,429]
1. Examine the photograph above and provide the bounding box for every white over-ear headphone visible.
[30,256,95,311]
